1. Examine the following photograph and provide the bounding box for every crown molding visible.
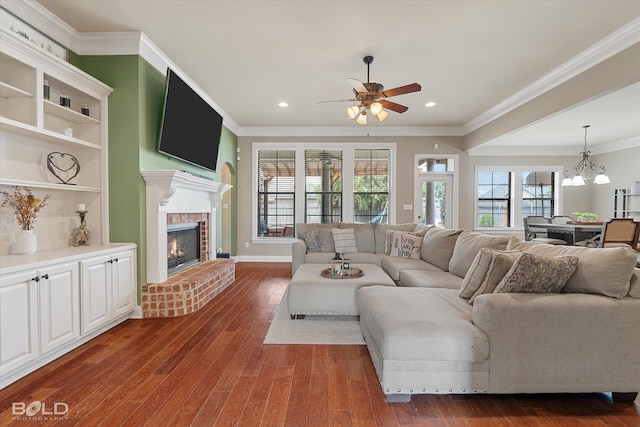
[469,136,640,157]
[235,125,465,138]
[1,0,80,52]
[464,16,640,135]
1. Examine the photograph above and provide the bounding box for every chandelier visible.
[561,125,610,186]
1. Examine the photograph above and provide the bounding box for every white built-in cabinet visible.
[0,29,139,389]
[81,249,136,334]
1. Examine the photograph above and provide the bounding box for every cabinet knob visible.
[41,274,49,280]
[114,257,119,263]
[32,276,40,282]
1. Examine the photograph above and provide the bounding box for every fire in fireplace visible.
[167,222,201,274]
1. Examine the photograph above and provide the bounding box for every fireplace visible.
[167,222,201,274]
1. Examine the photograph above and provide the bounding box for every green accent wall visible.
[76,55,238,295]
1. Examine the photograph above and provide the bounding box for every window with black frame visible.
[353,148,390,224]
[477,170,511,228]
[257,149,295,237]
[304,149,342,224]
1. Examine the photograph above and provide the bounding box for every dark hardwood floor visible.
[1,261,639,426]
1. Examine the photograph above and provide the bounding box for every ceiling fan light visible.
[370,101,383,116]
[346,105,359,119]
[594,173,611,184]
[356,111,367,125]
[376,109,389,122]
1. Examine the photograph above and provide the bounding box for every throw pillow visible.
[388,231,422,259]
[448,230,509,278]
[468,250,522,305]
[332,228,358,253]
[318,228,335,252]
[298,229,321,252]
[459,247,493,299]
[495,253,579,294]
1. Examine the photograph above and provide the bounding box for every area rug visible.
[263,290,365,345]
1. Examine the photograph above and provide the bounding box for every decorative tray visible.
[320,267,363,279]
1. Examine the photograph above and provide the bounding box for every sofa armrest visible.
[472,293,640,394]
[291,238,307,275]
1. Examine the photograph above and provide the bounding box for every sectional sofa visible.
[292,222,640,403]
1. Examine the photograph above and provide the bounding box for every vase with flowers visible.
[1,186,50,254]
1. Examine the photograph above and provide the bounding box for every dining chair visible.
[550,215,573,224]
[597,218,639,249]
[523,216,567,245]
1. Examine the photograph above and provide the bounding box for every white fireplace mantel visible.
[141,169,232,283]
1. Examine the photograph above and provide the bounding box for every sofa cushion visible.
[381,255,441,281]
[469,250,522,305]
[357,287,489,363]
[629,269,640,299]
[506,237,637,298]
[388,231,422,259]
[421,227,464,271]
[448,231,509,278]
[332,228,358,253]
[400,270,463,289]
[459,248,513,299]
[318,228,335,252]
[495,253,579,294]
[374,222,417,254]
[346,223,376,253]
[298,229,321,252]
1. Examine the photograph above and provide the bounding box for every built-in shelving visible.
[0,27,112,256]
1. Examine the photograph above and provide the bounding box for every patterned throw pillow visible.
[468,250,522,305]
[388,231,422,259]
[332,228,358,253]
[299,229,321,252]
[495,253,579,294]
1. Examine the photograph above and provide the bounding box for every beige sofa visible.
[292,223,640,403]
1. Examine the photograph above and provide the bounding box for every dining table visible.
[532,221,603,245]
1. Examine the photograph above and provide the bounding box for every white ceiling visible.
[32,0,640,151]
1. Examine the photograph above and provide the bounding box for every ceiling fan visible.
[318,55,421,124]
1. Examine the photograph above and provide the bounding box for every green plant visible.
[572,211,598,221]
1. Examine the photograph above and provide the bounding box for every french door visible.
[416,174,453,228]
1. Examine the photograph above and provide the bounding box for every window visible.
[475,167,562,229]
[354,149,390,224]
[477,171,511,228]
[257,149,295,237]
[305,149,342,223]
[253,143,395,239]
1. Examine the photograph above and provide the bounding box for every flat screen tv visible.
[157,68,223,172]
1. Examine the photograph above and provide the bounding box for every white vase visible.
[14,230,37,255]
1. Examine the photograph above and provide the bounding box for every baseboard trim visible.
[234,255,292,263]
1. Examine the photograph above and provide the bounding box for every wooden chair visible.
[523,216,567,245]
[550,215,573,224]
[585,218,640,249]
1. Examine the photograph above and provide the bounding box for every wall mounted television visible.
[157,68,223,172]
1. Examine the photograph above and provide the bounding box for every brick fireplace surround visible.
[140,170,233,318]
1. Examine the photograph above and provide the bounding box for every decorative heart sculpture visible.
[47,152,80,185]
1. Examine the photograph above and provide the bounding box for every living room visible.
[1,0,639,424]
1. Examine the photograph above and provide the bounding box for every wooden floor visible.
[1,262,639,426]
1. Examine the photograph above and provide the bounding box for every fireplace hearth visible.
[167,222,201,274]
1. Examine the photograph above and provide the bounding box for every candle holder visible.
[73,210,90,246]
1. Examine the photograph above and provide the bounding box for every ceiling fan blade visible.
[380,99,409,113]
[347,78,368,94]
[380,83,421,98]
[316,98,357,104]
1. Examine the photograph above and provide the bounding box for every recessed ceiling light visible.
[425,101,436,108]
[278,101,289,107]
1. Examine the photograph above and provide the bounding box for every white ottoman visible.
[287,263,395,318]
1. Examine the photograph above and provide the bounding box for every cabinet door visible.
[0,270,39,376]
[39,262,80,354]
[111,250,136,317]
[80,255,112,334]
